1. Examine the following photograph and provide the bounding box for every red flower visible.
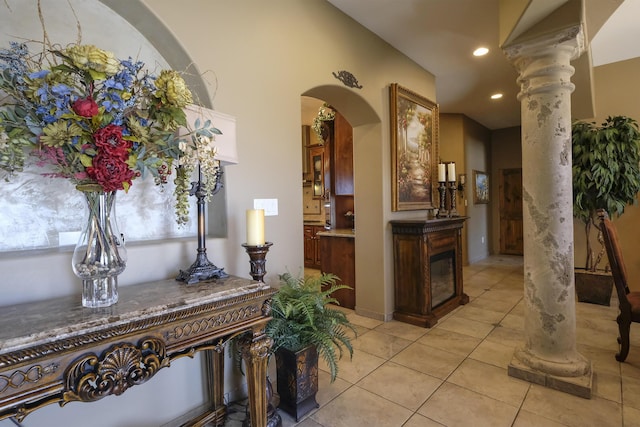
[93,124,131,159]
[87,152,135,192]
[72,97,99,117]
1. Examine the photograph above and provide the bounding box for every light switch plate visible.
[254,198,278,216]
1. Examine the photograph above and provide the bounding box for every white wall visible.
[0,1,437,425]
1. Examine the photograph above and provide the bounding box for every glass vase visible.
[72,185,127,308]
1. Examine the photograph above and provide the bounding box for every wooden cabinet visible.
[309,145,325,199]
[390,218,468,327]
[330,113,354,196]
[304,225,323,268]
[319,233,355,309]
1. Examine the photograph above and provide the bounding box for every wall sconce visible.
[458,174,466,195]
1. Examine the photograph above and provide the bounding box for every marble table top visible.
[0,276,272,355]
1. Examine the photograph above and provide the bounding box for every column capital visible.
[503,23,585,64]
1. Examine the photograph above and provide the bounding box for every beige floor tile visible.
[316,370,351,407]
[594,370,623,403]
[512,410,570,427]
[418,327,482,357]
[485,325,524,348]
[452,304,507,325]
[576,325,620,351]
[499,312,524,330]
[391,342,465,380]
[418,382,519,427]
[310,386,412,427]
[447,358,530,407]
[352,329,412,359]
[348,312,384,329]
[357,361,442,411]
[374,319,429,341]
[464,283,490,298]
[320,348,385,384]
[578,343,621,376]
[469,339,517,369]
[623,376,640,410]
[467,295,519,314]
[522,384,622,427]
[436,315,495,339]
[403,413,446,426]
[624,405,640,427]
[480,287,523,303]
[621,351,640,380]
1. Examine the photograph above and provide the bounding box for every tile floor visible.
[226,255,640,427]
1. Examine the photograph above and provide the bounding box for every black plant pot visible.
[575,269,614,306]
[275,345,319,421]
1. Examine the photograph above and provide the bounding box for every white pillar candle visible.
[246,209,265,246]
[460,174,465,185]
[447,162,456,181]
[438,163,446,182]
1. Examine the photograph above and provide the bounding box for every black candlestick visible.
[176,165,228,284]
[242,242,273,282]
[449,181,459,217]
[436,181,448,218]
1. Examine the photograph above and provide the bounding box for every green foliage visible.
[572,116,640,269]
[266,272,356,382]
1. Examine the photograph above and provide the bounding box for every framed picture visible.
[390,83,439,211]
[473,170,490,204]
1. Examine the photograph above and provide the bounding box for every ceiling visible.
[308,0,640,130]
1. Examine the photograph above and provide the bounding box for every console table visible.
[0,276,276,426]
[390,218,468,327]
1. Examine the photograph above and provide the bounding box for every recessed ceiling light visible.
[473,47,489,57]
[491,93,503,100]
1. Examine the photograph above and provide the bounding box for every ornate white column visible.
[504,25,592,398]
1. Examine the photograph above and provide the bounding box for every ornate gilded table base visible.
[0,276,276,427]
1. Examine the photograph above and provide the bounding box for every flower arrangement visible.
[0,41,220,225]
[311,103,335,143]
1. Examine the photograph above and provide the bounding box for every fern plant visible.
[266,272,355,382]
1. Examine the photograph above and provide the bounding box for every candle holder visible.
[449,181,459,217]
[242,242,273,282]
[436,181,448,218]
[177,165,228,284]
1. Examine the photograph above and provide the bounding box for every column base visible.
[508,352,592,399]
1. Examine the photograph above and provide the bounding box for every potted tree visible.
[572,115,640,305]
[266,272,355,421]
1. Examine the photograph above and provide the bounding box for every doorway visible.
[499,168,523,255]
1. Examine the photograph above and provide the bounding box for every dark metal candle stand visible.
[436,181,448,218]
[449,181,459,217]
[176,165,228,284]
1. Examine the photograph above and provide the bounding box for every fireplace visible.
[390,217,468,327]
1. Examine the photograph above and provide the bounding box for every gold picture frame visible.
[473,170,489,204]
[390,83,439,211]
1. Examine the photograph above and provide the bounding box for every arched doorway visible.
[300,86,380,315]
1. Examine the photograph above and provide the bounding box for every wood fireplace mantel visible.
[0,276,276,427]
[390,217,468,328]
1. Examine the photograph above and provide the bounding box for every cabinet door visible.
[304,226,316,267]
[309,146,325,199]
[313,226,323,267]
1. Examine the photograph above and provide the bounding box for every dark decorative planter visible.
[275,345,319,421]
[575,269,614,306]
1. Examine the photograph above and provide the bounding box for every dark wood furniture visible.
[318,230,356,309]
[0,277,276,426]
[304,224,324,269]
[598,209,640,362]
[390,218,468,327]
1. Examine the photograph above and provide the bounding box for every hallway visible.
[227,256,639,426]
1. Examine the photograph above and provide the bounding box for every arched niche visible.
[0,0,226,252]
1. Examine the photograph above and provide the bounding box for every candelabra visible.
[176,165,228,284]
[449,181,459,217]
[242,242,273,282]
[436,181,448,218]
